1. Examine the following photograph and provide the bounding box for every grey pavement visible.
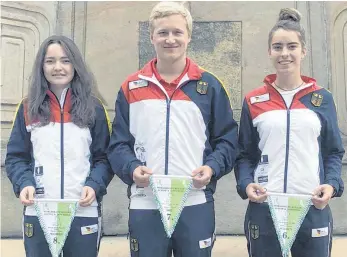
[1,236,346,257]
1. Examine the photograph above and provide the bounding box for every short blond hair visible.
[149,1,193,37]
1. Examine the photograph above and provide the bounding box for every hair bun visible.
[278,8,302,22]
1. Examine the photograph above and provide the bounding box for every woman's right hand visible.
[133,166,153,187]
[246,183,268,203]
[19,186,35,206]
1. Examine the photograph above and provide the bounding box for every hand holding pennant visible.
[149,175,193,238]
[267,192,312,257]
[311,184,335,210]
[20,186,35,206]
[133,166,153,187]
[191,165,213,188]
[34,198,79,257]
[246,183,268,203]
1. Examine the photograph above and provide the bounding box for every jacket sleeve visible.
[84,100,114,198]
[204,83,239,180]
[5,101,35,197]
[321,92,345,197]
[234,99,260,199]
[107,87,142,185]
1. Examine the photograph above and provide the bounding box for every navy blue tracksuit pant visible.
[23,215,101,257]
[128,201,215,257]
[245,201,333,257]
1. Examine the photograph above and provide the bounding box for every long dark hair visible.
[28,35,104,128]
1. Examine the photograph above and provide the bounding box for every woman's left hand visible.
[191,165,213,189]
[79,186,96,207]
[311,184,334,210]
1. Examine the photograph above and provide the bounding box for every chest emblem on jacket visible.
[196,81,208,95]
[311,93,323,107]
[129,79,148,90]
[250,93,270,104]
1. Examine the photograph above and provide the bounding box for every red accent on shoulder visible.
[246,85,269,99]
[172,89,191,101]
[122,58,201,103]
[245,75,321,118]
[139,59,155,77]
[291,83,322,110]
[186,59,202,80]
[247,97,286,120]
[126,85,191,103]
[246,85,286,120]
[121,71,144,103]
[127,83,166,104]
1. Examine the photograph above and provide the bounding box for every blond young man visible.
[108,2,238,257]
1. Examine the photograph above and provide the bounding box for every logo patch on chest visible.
[311,93,323,107]
[129,79,148,90]
[196,81,208,95]
[250,93,270,104]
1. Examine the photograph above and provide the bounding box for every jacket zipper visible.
[52,90,68,199]
[138,74,192,176]
[60,106,64,199]
[275,91,297,193]
[164,82,190,175]
[165,98,171,175]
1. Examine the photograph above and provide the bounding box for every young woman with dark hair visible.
[5,35,113,257]
[235,8,344,257]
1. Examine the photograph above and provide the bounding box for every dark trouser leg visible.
[23,215,52,257]
[63,216,100,257]
[244,202,282,257]
[128,209,171,257]
[172,201,215,257]
[291,205,333,257]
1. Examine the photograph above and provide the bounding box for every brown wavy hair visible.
[28,35,104,128]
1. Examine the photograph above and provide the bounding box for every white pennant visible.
[149,175,192,237]
[34,199,78,257]
[267,192,311,257]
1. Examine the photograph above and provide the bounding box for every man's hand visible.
[246,183,267,203]
[191,165,213,189]
[79,186,96,207]
[311,184,334,210]
[133,166,153,187]
[19,186,35,206]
